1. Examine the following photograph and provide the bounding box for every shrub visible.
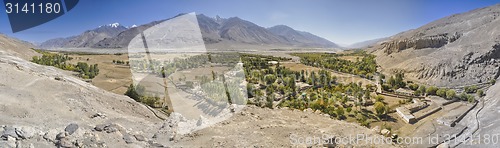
[436,88,448,98]
[346,107,352,113]
[382,84,392,92]
[141,96,160,107]
[125,84,140,101]
[477,90,485,97]
[426,86,438,95]
[375,95,385,102]
[374,102,387,116]
[408,83,419,91]
[414,90,422,96]
[458,92,475,102]
[417,85,426,95]
[336,106,345,119]
[468,96,475,103]
[446,89,456,100]
[464,85,478,93]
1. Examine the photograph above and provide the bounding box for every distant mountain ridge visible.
[39,23,127,48]
[40,14,339,49]
[345,37,389,49]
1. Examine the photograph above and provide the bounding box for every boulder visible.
[134,134,146,141]
[58,138,74,148]
[94,124,108,131]
[65,123,79,135]
[0,136,17,147]
[103,124,125,133]
[43,129,59,142]
[123,134,134,144]
[1,126,18,140]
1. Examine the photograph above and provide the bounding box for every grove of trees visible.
[292,51,377,79]
[31,50,99,79]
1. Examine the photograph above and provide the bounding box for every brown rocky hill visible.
[369,4,500,87]
[0,34,39,60]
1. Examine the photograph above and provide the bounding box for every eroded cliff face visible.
[381,33,461,54]
[415,46,500,86]
[370,4,500,87]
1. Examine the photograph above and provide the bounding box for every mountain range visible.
[39,14,339,49]
[345,37,389,49]
[39,23,127,48]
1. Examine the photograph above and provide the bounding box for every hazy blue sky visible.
[0,0,499,45]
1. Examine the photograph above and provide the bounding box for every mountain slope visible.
[0,33,39,60]
[268,25,338,48]
[369,4,500,87]
[0,34,167,147]
[218,17,290,45]
[93,20,165,48]
[39,23,127,49]
[41,14,339,49]
[346,37,388,49]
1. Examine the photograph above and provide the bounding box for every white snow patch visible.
[109,23,120,28]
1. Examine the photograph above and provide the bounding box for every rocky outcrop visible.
[370,4,500,87]
[381,32,461,54]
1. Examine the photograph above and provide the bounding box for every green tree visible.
[446,89,456,100]
[436,88,448,98]
[346,107,352,113]
[426,86,438,95]
[375,95,385,102]
[414,90,422,96]
[125,84,140,101]
[409,83,419,91]
[374,102,387,116]
[468,96,476,103]
[356,113,370,127]
[247,83,254,98]
[465,85,478,93]
[336,106,345,119]
[388,76,396,88]
[417,85,426,95]
[477,90,485,97]
[264,74,277,85]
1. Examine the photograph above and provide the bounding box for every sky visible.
[0,0,499,45]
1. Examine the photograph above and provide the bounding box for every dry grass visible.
[281,62,321,73]
[67,54,133,94]
[338,55,363,62]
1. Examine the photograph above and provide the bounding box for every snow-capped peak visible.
[131,24,137,28]
[98,22,122,28]
[109,23,120,28]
